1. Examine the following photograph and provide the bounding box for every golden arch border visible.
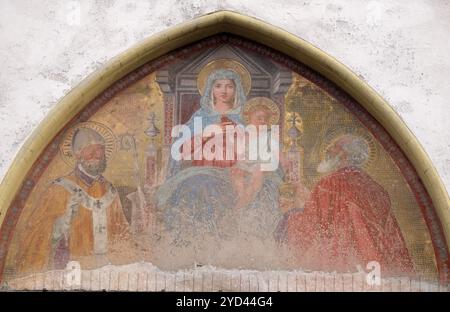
[0,10,449,251]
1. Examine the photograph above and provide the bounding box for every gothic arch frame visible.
[0,10,449,256]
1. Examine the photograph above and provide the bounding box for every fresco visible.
[0,35,446,291]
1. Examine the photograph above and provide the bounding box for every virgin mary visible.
[155,66,248,247]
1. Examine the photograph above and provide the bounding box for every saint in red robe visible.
[286,166,414,276]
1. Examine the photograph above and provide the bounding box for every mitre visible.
[71,127,105,154]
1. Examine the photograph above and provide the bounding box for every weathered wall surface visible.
[0,0,449,195]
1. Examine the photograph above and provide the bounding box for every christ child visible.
[231,100,278,209]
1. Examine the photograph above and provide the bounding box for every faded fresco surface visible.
[0,36,446,291]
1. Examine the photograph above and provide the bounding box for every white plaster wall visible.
[0,0,449,195]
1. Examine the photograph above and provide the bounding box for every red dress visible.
[184,115,238,168]
[286,166,414,276]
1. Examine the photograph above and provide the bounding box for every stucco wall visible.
[0,0,449,196]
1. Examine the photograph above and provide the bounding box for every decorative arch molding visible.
[0,11,449,286]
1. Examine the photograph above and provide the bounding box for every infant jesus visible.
[230,97,280,209]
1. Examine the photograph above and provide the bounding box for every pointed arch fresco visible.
[0,11,449,290]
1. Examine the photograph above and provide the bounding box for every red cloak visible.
[286,166,414,276]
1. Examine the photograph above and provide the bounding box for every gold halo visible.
[197,59,252,95]
[59,121,117,166]
[320,126,378,169]
[242,97,280,126]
